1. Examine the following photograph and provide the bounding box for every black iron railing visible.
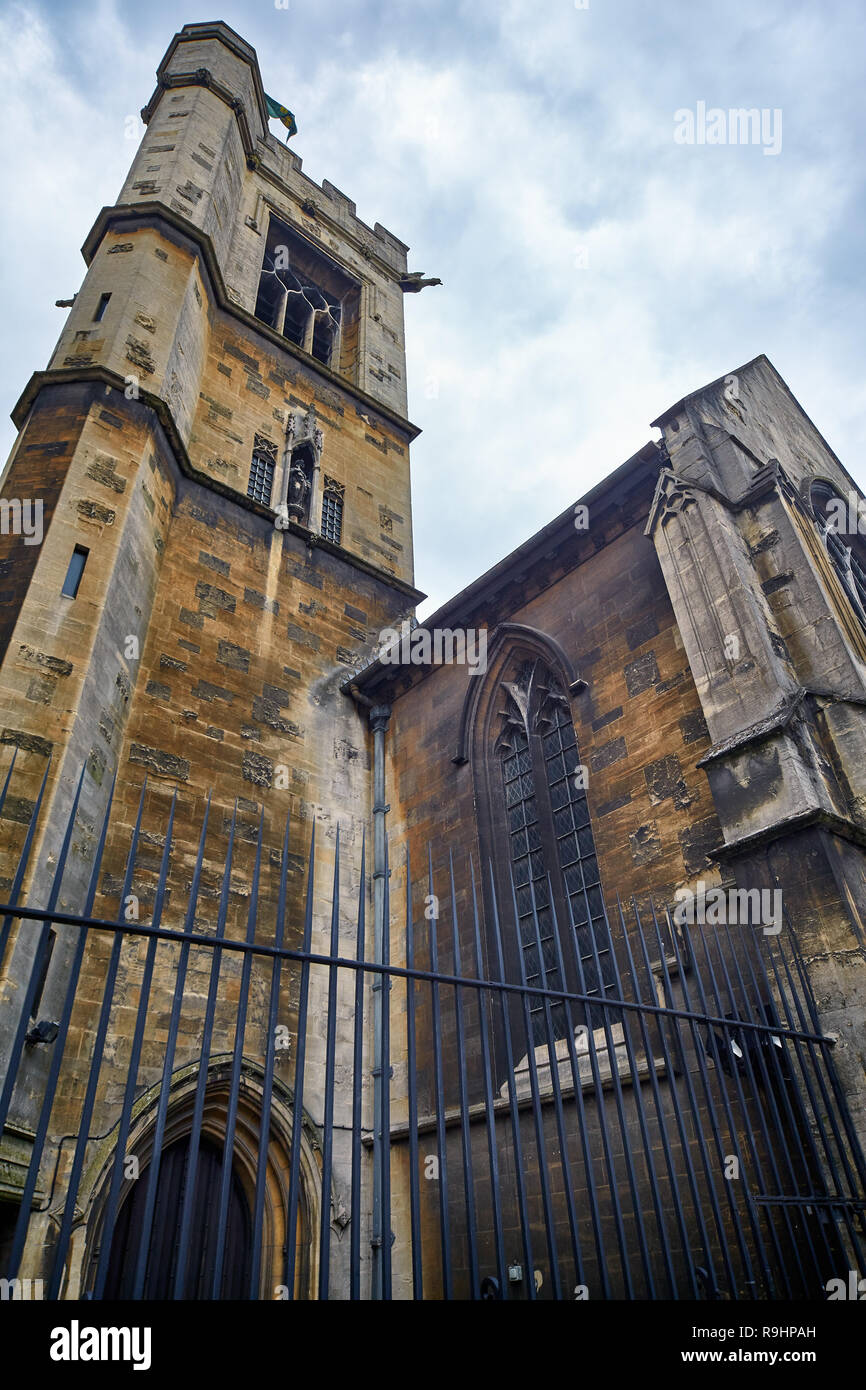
[0,754,864,1300]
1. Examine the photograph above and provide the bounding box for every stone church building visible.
[0,21,864,1301]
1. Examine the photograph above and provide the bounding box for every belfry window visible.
[811,481,866,631]
[320,476,344,544]
[248,435,277,507]
[254,216,359,375]
[492,655,615,1043]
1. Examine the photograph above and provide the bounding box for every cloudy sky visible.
[1,0,864,613]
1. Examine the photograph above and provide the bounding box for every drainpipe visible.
[348,685,391,1299]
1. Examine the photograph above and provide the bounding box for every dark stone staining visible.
[0,728,52,757]
[178,639,200,654]
[244,587,279,615]
[146,681,171,700]
[98,410,124,429]
[116,670,131,701]
[205,727,224,740]
[218,640,251,673]
[656,671,686,694]
[179,607,204,630]
[750,529,780,557]
[262,685,289,707]
[182,710,198,722]
[645,753,693,810]
[217,364,232,378]
[125,336,155,374]
[195,582,236,617]
[191,151,213,171]
[85,457,127,494]
[762,572,795,596]
[251,696,301,738]
[160,654,187,672]
[680,710,709,745]
[199,551,230,578]
[336,646,357,666]
[141,485,155,516]
[283,667,301,682]
[0,796,36,824]
[154,248,168,262]
[679,816,724,874]
[592,706,622,733]
[597,792,631,817]
[770,631,791,662]
[88,744,107,786]
[246,377,269,400]
[18,646,72,677]
[241,725,261,741]
[223,342,260,374]
[193,680,234,704]
[299,598,326,617]
[590,736,627,773]
[129,744,190,781]
[107,242,134,254]
[624,652,660,697]
[77,499,116,525]
[630,822,662,866]
[626,614,659,651]
[286,622,320,651]
[285,558,323,590]
[26,674,56,704]
[243,751,273,788]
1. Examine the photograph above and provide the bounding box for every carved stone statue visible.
[287,461,311,521]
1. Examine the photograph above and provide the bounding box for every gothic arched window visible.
[486,653,616,1047]
[810,480,866,631]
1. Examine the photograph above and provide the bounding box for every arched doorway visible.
[103,1136,252,1299]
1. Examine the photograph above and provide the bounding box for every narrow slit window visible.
[94,293,111,323]
[320,476,344,544]
[61,546,88,598]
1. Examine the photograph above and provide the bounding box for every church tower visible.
[0,20,422,1297]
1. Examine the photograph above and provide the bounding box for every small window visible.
[320,477,344,544]
[61,547,88,598]
[247,436,277,507]
[94,293,111,323]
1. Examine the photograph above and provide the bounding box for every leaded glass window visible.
[248,435,277,507]
[811,481,866,631]
[494,657,615,1043]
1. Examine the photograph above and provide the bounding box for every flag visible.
[265,94,298,141]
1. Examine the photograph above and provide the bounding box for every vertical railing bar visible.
[507,863,561,1298]
[780,919,866,1189]
[572,877,656,1298]
[427,845,452,1298]
[380,832,393,1300]
[349,831,366,1300]
[405,845,424,1300]
[132,792,211,1299]
[250,806,291,1300]
[211,808,264,1299]
[0,744,17,816]
[318,828,342,1300]
[615,895,696,1298]
[529,873,585,1292]
[600,893,678,1298]
[0,754,50,969]
[172,799,238,1299]
[561,888,634,1297]
[486,858,535,1300]
[448,850,480,1298]
[93,788,179,1299]
[630,898,716,1296]
[703,917,816,1295]
[0,760,81,1142]
[650,902,743,1296]
[687,917,790,1299]
[47,776,149,1299]
[285,820,315,1300]
[468,856,506,1295]
[748,923,866,1268]
[547,886,612,1298]
[5,769,117,1284]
